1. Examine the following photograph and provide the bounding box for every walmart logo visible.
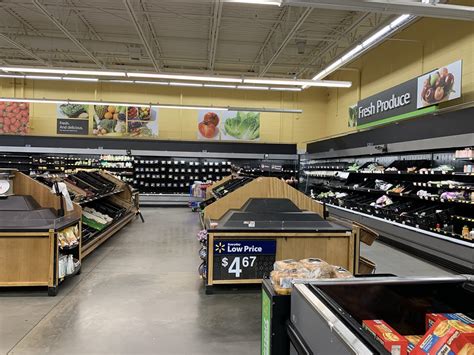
[215,242,225,253]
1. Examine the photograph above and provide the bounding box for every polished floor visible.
[0,208,454,355]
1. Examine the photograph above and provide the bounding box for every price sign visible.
[213,239,276,281]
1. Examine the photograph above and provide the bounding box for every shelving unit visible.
[301,136,474,272]
[0,146,298,206]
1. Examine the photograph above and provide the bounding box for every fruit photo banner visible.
[350,60,462,129]
[197,110,260,141]
[0,101,30,135]
[92,105,158,138]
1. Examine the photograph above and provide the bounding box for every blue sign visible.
[214,240,276,255]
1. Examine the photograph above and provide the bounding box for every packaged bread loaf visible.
[333,266,353,279]
[274,259,303,271]
[300,258,334,278]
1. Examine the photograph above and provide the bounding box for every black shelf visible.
[78,189,124,205]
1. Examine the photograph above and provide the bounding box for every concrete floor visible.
[0,208,455,355]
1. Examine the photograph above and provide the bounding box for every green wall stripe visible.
[357,105,438,129]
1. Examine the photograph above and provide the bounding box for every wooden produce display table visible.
[206,228,353,289]
[0,172,81,296]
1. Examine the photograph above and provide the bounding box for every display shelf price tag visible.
[212,239,276,281]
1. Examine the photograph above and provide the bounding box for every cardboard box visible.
[405,335,422,353]
[412,320,474,355]
[426,313,474,330]
[363,320,408,355]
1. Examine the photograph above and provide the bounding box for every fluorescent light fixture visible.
[270,87,302,92]
[0,74,25,79]
[310,14,413,82]
[362,25,391,48]
[1,67,126,77]
[0,97,300,113]
[204,84,237,89]
[107,80,135,84]
[237,85,270,90]
[224,0,281,5]
[63,77,99,82]
[25,75,62,80]
[157,105,228,111]
[0,98,67,104]
[127,72,242,83]
[69,100,150,107]
[243,78,351,88]
[169,82,203,87]
[340,45,363,62]
[135,80,170,86]
[390,14,410,29]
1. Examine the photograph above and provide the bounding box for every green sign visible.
[261,289,271,355]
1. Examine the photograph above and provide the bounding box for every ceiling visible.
[0,0,397,79]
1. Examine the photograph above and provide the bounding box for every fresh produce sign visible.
[0,101,30,135]
[350,60,462,129]
[197,110,260,141]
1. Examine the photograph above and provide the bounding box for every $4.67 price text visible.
[221,256,257,278]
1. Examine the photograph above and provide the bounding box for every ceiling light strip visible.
[0,97,302,114]
[0,66,352,88]
[310,14,414,83]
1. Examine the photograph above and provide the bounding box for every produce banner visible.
[57,104,90,135]
[197,110,260,141]
[416,60,462,109]
[92,105,158,138]
[0,101,30,135]
[350,60,462,129]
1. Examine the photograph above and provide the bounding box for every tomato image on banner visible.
[0,101,30,135]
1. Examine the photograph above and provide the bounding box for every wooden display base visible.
[206,231,355,287]
[0,170,137,295]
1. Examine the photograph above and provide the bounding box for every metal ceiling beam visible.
[32,0,104,67]
[140,0,164,67]
[123,0,161,72]
[283,0,474,21]
[0,33,48,65]
[3,8,43,36]
[295,12,372,78]
[65,0,102,41]
[258,7,313,76]
[208,0,223,70]
[251,7,288,72]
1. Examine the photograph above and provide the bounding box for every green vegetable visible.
[60,104,87,118]
[94,105,108,119]
[98,119,117,133]
[224,112,260,140]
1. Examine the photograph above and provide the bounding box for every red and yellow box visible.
[426,313,474,330]
[412,320,474,354]
[406,335,423,353]
[363,320,408,355]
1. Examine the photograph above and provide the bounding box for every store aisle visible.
[2,208,260,355]
[1,208,455,355]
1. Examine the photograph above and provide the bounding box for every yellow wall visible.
[323,16,474,141]
[0,78,326,144]
[0,16,472,148]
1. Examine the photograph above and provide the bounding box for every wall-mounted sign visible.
[212,239,276,280]
[350,60,462,129]
[416,60,462,109]
[57,119,89,135]
[197,110,260,141]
